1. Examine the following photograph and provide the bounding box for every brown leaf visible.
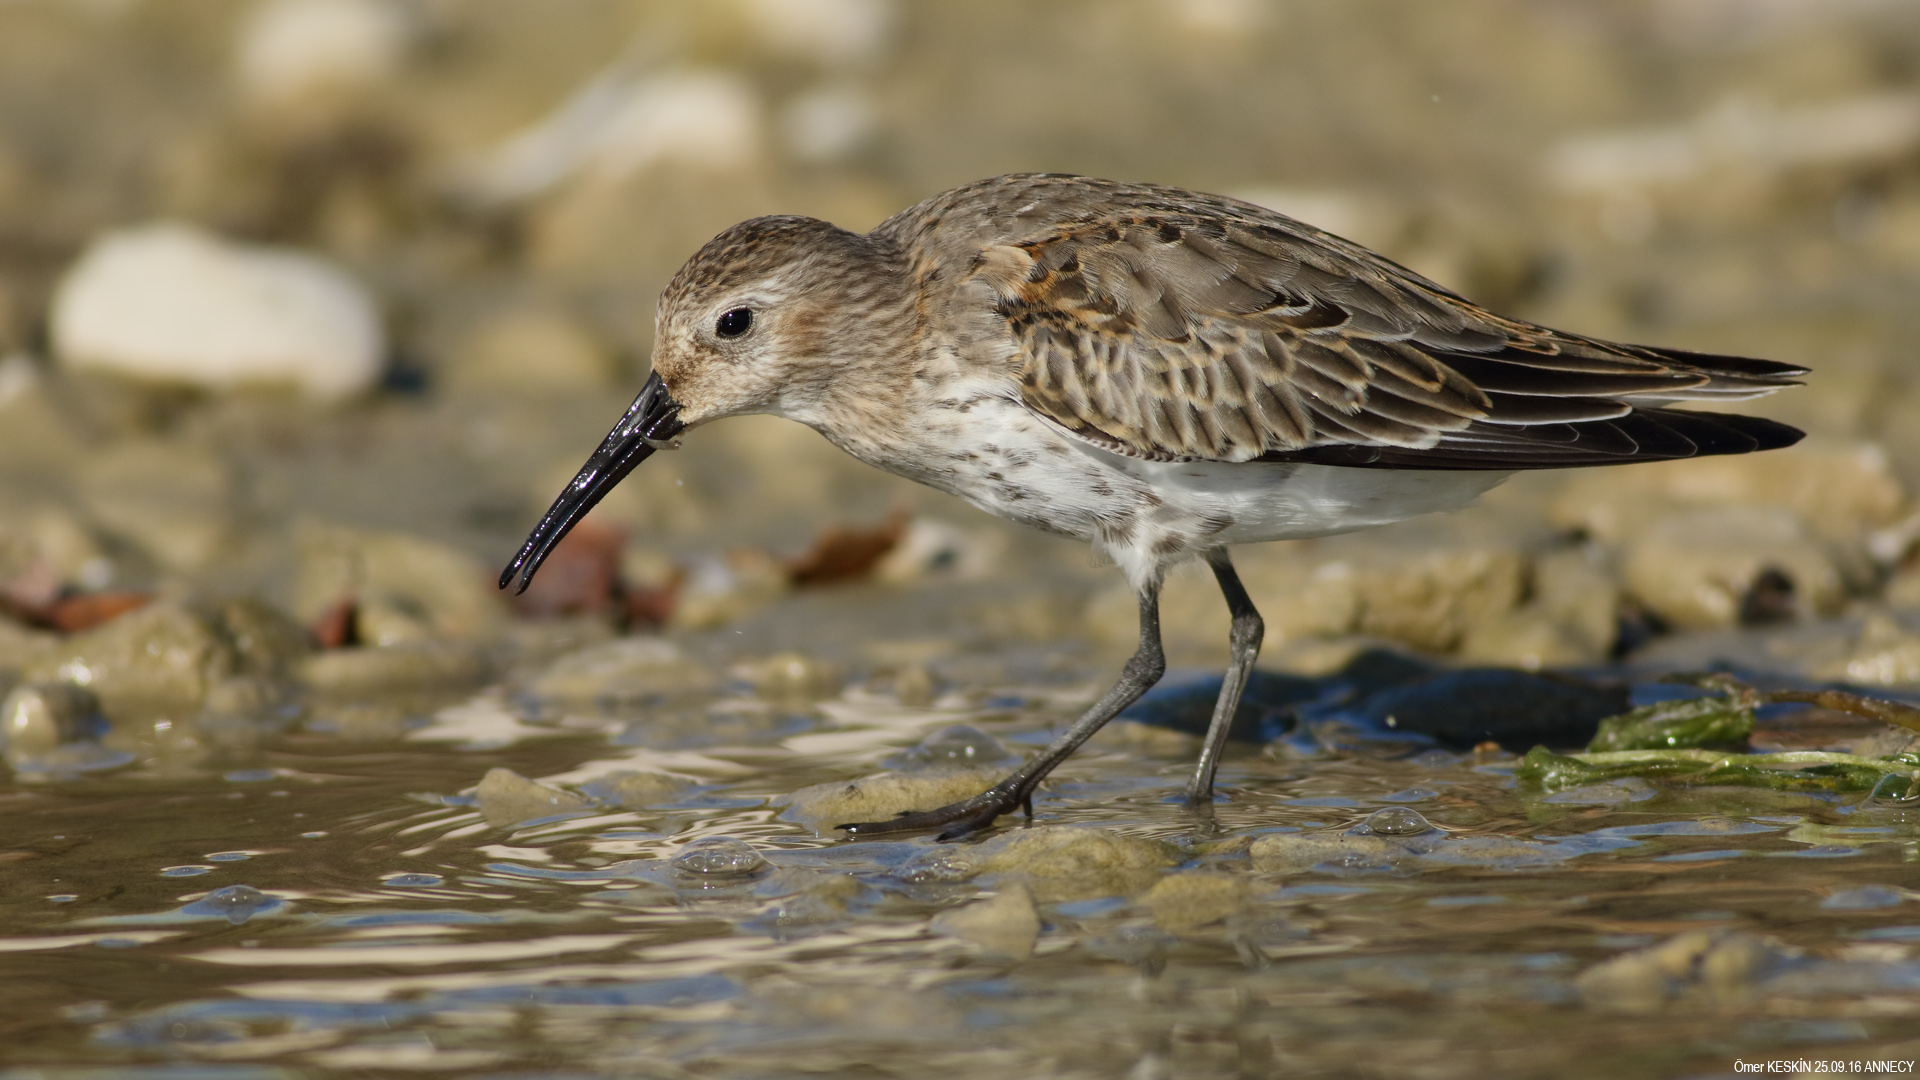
[46,592,152,634]
[512,517,625,618]
[787,510,908,587]
[311,596,358,649]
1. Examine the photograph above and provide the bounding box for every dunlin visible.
[502,174,1805,838]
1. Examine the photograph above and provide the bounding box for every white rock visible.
[739,0,896,66]
[778,84,879,163]
[237,0,414,112]
[460,68,762,205]
[52,224,383,402]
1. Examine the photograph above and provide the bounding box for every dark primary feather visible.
[963,176,1806,469]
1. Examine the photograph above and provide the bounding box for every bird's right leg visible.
[838,580,1166,841]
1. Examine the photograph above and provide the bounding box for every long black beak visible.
[499,371,685,594]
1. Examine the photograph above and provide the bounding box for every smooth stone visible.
[1140,871,1250,932]
[1550,440,1906,544]
[299,641,487,695]
[442,305,617,393]
[1249,826,1558,874]
[975,826,1182,903]
[294,524,508,642]
[527,636,717,705]
[209,597,313,679]
[52,223,383,402]
[929,882,1040,960]
[24,602,234,716]
[1621,506,1845,630]
[782,768,1001,832]
[76,439,235,573]
[472,767,592,828]
[1576,931,1793,1012]
[237,0,415,118]
[1,682,101,762]
[578,769,688,808]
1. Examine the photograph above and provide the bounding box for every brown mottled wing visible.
[983,199,1804,468]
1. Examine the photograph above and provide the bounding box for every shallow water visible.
[5,666,1920,1080]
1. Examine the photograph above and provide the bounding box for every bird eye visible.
[715,307,754,338]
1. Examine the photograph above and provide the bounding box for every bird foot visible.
[836,784,1032,841]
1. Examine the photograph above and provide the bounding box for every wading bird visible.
[502,174,1805,839]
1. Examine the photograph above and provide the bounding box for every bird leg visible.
[1184,549,1264,804]
[838,580,1166,840]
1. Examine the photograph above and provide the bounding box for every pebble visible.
[929,882,1040,960]
[1140,871,1250,932]
[974,826,1182,903]
[294,524,508,642]
[459,69,763,206]
[735,652,844,702]
[299,641,488,696]
[1,682,101,764]
[1621,506,1844,629]
[236,0,415,120]
[1811,613,1920,686]
[671,837,770,879]
[1575,931,1793,1012]
[471,766,592,828]
[671,550,792,630]
[782,768,1002,833]
[739,0,897,66]
[577,769,688,808]
[210,597,313,680]
[24,602,234,716]
[1250,824,1557,874]
[441,305,617,393]
[527,636,718,705]
[51,224,384,402]
[1550,440,1906,544]
[778,85,880,164]
[76,439,235,573]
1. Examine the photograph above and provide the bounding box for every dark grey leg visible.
[1184,549,1264,804]
[840,579,1167,840]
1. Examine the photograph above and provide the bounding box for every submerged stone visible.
[929,882,1040,959]
[24,602,233,717]
[1140,871,1249,931]
[1250,823,1557,874]
[472,766,592,827]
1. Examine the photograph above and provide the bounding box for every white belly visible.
[824,394,1508,591]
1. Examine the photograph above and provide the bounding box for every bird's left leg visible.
[1184,548,1264,804]
[838,578,1166,840]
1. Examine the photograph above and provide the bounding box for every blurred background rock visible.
[6,0,1920,735]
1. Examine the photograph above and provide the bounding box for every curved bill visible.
[499,371,685,594]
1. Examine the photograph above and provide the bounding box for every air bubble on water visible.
[1358,806,1433,836]
[888,724,1017,770]
[182,884,281,925]
[671,837,769,878]
[896,851,979,884]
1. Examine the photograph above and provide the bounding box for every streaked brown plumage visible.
[503,173,1807,840]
